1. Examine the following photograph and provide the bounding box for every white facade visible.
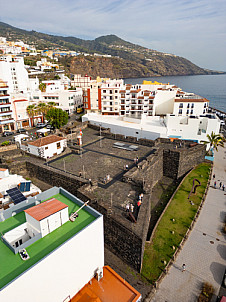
[0,79,15,132]
[0,55,29,94]
[165,114,220,141]
[83,112,221,143]
[72,74,91,88]
[20,135,67,159]
[0,187,104,302]
[32,89,83,114]
[25,206,68,238]
[12,99,31,128]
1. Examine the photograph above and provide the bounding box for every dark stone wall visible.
[177,145,206,178]
[26,162,87,194]
[77,190,143,271]
[163,150,180,179]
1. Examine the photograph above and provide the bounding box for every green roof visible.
[0,193,96,289]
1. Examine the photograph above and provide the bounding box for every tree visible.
[36,102,48,122]
[26,104,36,126]
[39,82,46,92]
[201,132,224,153]
[46,108,68,129]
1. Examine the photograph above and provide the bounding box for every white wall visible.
[0,216,104,302]
[154,90,176,115]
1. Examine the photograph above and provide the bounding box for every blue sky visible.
[1,0,226,71]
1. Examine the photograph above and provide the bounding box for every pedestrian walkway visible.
[150,146,226,302]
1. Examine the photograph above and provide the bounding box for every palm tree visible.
[201,132,224,153]
[36,103,48,122]
[47,101,57,109]
[26,104,36,127]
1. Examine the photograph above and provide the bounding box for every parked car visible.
[36,123,46,128]
[17,128,26,133]
[2,131,14,137]
[46,124,54,130]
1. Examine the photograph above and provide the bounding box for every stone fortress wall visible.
[0,125,206,272]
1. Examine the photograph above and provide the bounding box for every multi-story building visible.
[0,55,29,94]
[84,78,124,114]
[0,79,15,133]
[32,88,83,115]
[173,90,209,116]
[71,74,91,88]
[0,186,141,302]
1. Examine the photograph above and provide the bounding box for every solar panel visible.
[6,187,26,204]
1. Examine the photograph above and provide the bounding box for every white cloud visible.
[0,0,226,70]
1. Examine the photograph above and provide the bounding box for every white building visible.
[0,79,15,132]
[0,186,105,302]
[32,88,83,115]
[20,135,67,159]
[84,78,124,114]
[71,74,91,88]
[0,55,29,94]
[82,112,220,143]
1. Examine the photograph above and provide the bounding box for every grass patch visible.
[141,163,211,283]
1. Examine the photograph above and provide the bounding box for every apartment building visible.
[173,90,209,116]
[32,88,83,115]
[0,80,15,133]
[84,78,124,114]
[0,55,29,94]
[71,74,91,88]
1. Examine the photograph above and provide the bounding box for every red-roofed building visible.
[25,198,69,237]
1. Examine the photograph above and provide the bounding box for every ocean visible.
[124,74,226,113]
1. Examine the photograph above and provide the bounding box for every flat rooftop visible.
[71,266,141,302]
[0,192,96,289]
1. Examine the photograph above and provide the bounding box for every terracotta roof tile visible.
[24,198,68,221]
[28,135,65,147]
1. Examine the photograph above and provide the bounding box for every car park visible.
[2,131,14,137]
[17,128,26,133]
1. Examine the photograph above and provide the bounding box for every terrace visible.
[0,187,98,289]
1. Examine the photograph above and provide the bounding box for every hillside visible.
[0,21,223,78]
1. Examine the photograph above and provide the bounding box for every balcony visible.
[0,118,14,124]
[0,94,10,98]
[0,110,12,114]
[121,106,125,110]
[121,94,125,98]
[121,101,125,104]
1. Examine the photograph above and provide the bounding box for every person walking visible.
[182,264,186,272]
[213,174,215,180]
[214,181,217,188]
[222,184,225,191]
[219,182,222,189]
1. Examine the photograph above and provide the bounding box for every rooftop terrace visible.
[0,189,97,289]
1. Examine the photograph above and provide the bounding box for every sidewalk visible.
[150,146,226,302]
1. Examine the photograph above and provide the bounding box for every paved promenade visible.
[150,146,226,302]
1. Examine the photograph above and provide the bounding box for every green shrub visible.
[1,141,10,146]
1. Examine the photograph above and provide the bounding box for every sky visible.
[1,0,226,71]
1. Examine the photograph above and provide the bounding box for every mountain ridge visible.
[0,21,224,78]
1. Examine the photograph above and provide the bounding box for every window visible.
[191,109,193,114]
[103,90,106,93]
[57,142,61,149]
[45,146,48,150]
[115,90,118,93]
[179,109,182,115]
[191,103,194,108]
[109,90,113,94]
[186,110,189,115]
[187,103,190,108]
[179,103,183,108]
